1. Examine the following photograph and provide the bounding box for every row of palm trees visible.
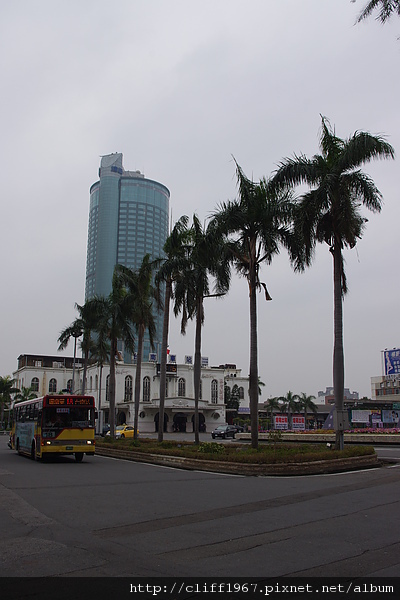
[264,392,319,430]
[58,115,394,450]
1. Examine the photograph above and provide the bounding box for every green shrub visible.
[198,442,226,455]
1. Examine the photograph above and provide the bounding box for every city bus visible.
[11,395,96,462]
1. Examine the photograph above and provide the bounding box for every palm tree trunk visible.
[333,242,345,450]
[193,298,203,446]
[98,363,103,435]
[109,338,117,438]
[134,326,144,440]
[158,279,172,442]
[249,263,259,449]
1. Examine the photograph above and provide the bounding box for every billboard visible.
[382,410,400,425]
[384,349,400,375]
[274,414,288,430]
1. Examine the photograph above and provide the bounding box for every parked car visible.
[231,424,244,433]
[211,425,236,439]
[101,424,110,437]
[106,424,138,439]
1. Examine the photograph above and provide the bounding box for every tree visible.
[278,391,300,430]
[155,215,190,442]
[88,268,136,438]
[174,214,230,445]
[58,301,99,394]
[225,383,240,410]
[272,115,394,449]
[352,0,400,23]
[298,393,318,429]
[89,328,111,434]
[212,160,295,449]
[0,376,19,429]
[117,255,160,441]
[15,386,38,403]
[264,396,281,429]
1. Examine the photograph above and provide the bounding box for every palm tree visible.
[15,386,38,403]
[117,256,160,440]
[298,392,318,430]
[353,0,400,23]
[264,396,281,429]
[89,330,110,434]
[58,301,98,394]
[155,215,190,442]
[174,214,230,445]
[272,115,395,449]
[212,160,295,449]
[0,376,19,429]
[278,391,300,430]
[88,268,136,438]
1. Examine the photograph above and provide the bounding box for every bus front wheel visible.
[75,453,84,463]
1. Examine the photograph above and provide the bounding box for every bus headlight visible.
[86,440,92,445]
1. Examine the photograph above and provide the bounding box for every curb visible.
[95,446,379,476]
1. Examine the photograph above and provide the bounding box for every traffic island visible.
[95,443,379,476]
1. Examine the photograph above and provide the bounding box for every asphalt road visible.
[1,435,400,579]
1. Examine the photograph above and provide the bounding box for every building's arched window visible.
[95,374,98,390]
[143,376,151,402]
[178,378,186,397]
[67,379,73,393]
[31,377,39,392]
[49,378,57,393]
[211,379,218,404]
[239,386,244,400]
[89,376,93,391]
[125,375,133,402]
[106,375,110,403]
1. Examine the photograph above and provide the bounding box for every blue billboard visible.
[384,349,400,375]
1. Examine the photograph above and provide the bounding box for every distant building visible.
[14,354,83,397]
[12,354,249,434]
[316,386,359,406]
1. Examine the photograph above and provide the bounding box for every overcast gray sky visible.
[1,1,398,399]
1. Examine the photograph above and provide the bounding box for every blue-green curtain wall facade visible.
[85,154,170,362]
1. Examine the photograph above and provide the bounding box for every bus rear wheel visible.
[75,452,84,462]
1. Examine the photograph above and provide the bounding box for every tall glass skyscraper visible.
[85,153,170,360]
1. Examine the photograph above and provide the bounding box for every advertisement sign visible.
[351,410,371,423]
[384,349,400,375]
[274,414,288,430]
[382,410,400,425]
[292,415,305,430]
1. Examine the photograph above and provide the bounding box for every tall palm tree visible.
[0,376,19,429]
[212,160,295,449]
[58,301,98,394]
[88,268,136,438]
[278,391,300,430]
[353,0,400,23]
[298,392,318,430]
[89,329,110,434]
[117,256,160,440]
[272,115,395,449]
[155,215,190,442]
[174,214,230,445]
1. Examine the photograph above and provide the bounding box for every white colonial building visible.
[13,354,249,434]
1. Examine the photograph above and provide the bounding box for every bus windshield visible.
[43,406,95,430]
